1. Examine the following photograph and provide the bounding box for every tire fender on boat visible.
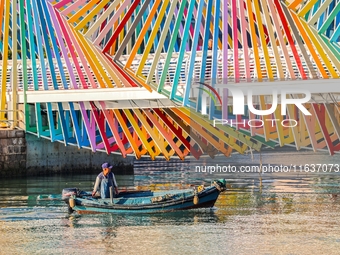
[69,197,75,208]
[213,179,227,191]
[193,189,199,205]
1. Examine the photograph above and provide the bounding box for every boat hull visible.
[63,180,226,214]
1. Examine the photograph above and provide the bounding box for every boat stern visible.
[62,188,78,202]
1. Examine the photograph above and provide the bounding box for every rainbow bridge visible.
[0,0,340,159]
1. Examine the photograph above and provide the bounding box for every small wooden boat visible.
[62,179,226,214]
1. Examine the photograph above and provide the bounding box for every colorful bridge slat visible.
[0,0,339,159]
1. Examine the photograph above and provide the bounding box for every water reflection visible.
[1,151,340,254]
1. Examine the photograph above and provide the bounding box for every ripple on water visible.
[1,152,340,254]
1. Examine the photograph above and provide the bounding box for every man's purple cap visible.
[102,162,113,169]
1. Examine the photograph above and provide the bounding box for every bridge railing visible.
[0,110,25,130]
[0,46,335,95]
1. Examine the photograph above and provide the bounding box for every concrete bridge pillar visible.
[0,130,26,176]
[0,130,134,177]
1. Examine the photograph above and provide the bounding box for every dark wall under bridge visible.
[0,130,133,177]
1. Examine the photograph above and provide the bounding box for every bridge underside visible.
[1,0,340,158]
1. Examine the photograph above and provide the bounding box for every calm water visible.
[1,151,340,254]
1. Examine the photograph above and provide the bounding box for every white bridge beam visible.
[9,88,179,109]
[23,87,167,103]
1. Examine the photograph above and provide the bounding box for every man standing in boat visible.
[92,162,119,199]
